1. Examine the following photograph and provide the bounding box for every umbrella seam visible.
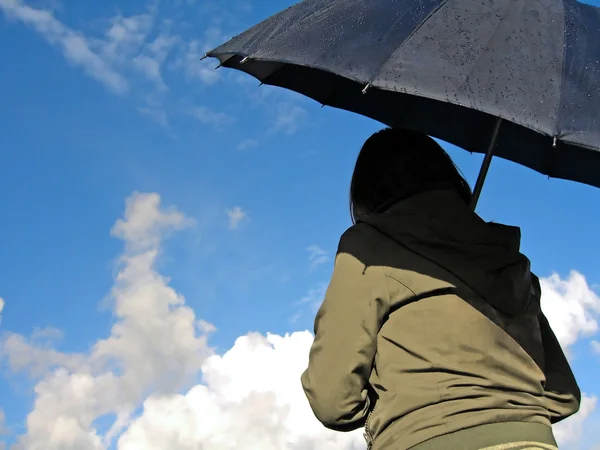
[366,0,452,86]
[281,2,343,38]
[453,0,515,100]
[549,0,570,178]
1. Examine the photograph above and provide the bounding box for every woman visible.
[300,128,580,450]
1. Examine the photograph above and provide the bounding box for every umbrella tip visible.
[552,135,558,148]
[240,56,250,64]
[361,83,372,95]
[214,63,222,70]
[200,53,209,61]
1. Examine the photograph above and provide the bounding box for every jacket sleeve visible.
[300,231,390,431]
[539,311,581,423]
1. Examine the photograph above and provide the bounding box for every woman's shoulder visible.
[337,222,388,256]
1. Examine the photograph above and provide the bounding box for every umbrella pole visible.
[470,118,502,210]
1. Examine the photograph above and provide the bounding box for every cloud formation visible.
[117,332,364,450]
[132,55,167,90]
[554,394,598,447]
[0,0,128,93]
[1,192,212,450]
[226,206,247,230]
[0,408,7,435]
[237,139,259,151]
[273,103,307,136]
[0,0,318,137]
[306,245,330,270]
[1,193,598,449]
[189,106,233,130]
[176,40,221,85]
[0,1,232,129]
[540,271,600,446]
[540,271,600,349]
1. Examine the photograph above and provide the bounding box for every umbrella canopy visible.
[206,0,600,205]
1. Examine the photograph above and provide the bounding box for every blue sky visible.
[0,0,599,449]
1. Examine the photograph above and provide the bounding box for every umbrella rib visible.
[367,0,451,87]
[283,2,340,37]
[454,1,514,97]
[550,0,569,173]
[260,64,287,85]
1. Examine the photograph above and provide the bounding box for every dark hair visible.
[350,128,472,223]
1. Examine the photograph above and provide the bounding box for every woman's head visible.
[349,128,472,223]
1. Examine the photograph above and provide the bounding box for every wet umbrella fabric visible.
[207,0,600,205]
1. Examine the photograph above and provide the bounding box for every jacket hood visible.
[363,189,535,315]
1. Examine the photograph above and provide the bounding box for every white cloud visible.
[98,13,153,64]
[30,327,62,341]
[289,312,303,324]
[2,192,212,450]
[132,55,167,90]
[189,106,233,130]
[0,2,180,126]
[147,33,178,63]
[0,297,4,325]
[236,139,258,151]
[554,394,598,447]
[0,1,311,135]
[197,319,217,335]
[175,26,229,85]
[125,27,176,92]
[273,103,307,135]
[540,271,600,349]
[226,206,246,230]
[298,283,328,313]
[138,106,169,127]
[0,412,6,450]
[2,192,598,450]
[592,340,600,355]
[110,192,193,251]
[289,282,328,324]
[177,40,221,85]
[538,271,600,445]
[0,409,8,435]
[306,245,330,270]
[1,330,85,378]
[117,331,365,450]
[0,0,128,94]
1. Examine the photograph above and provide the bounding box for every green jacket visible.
[300,189,580,450]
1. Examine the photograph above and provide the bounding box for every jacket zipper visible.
[363,409,375,450]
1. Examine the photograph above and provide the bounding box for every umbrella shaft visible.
[470,118,503,210]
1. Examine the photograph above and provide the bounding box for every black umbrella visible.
[206,0,600,208]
